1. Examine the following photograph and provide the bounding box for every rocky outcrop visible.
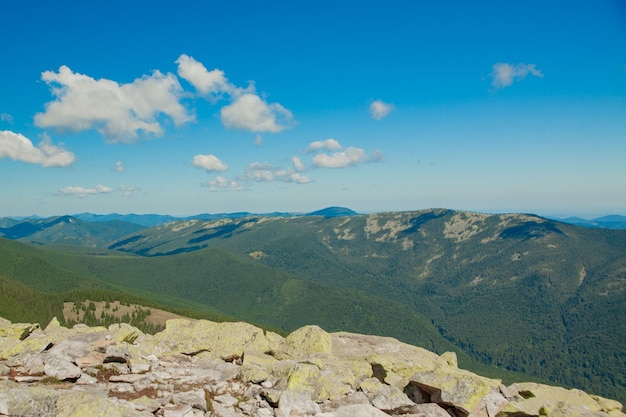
[0,317,623,417]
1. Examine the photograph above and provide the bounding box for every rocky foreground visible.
[0,317,623,417]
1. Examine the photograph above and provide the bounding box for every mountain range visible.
[549,214,626,229]
[3,207,622,230]
[0,207,624,403]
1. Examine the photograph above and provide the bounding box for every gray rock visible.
[173,388,208,412]
[163,404,195,417]
[215,392,239,407]
[76,372,98,385]
[313,403,390,417]
[108,381,136,395]
[43,354,82,380]
[358,377,414,411]
[212,401,244,417]
[278,389,321,417]
[0,382,58,416]
[46,331,107,361]
[109,373,149,383]
[393,403,451,417]
[320,391,370,412]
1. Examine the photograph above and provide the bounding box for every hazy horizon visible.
[3,206,625,222]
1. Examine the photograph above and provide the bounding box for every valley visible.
[0,208,624,403]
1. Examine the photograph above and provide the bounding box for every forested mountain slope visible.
[108,209,626,401]
[0,215,145,247]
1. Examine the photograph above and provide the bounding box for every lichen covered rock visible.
[0,316,623,417]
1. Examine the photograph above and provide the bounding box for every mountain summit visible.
[306,207,359,217]
[1,316,623,417]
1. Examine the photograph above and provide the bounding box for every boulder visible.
[358,377,414,411]
[0,380,58,416]
[331,331,446,379]
[497,382,626,417]
[278,325,333,358]
[277,389,321,416]
[145,319,277,359]
[313,403,390,417]
[269,357,363,402]
[0,321,39,341]
[406,365,502,416]
[43,354,82,380]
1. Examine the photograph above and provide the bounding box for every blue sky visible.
[1,1,625,218]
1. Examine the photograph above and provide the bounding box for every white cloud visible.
[203,176,244,191]
[59,184,113,197]
[1,113,13,124]
[0,130,75,167]
[305,138,385,169]
[34,65,193,143]
[221,94,294,133]
[285,172,312,184]
[176,54,295,133]
[191,154,228,172]
[490,62,543,88]
[176,54,239,98]
[312,146,368,168]
[305,138,342,153]
[118,185,141,197]
[255,134,263,146]
[292,156,306,172]
[370,100,393,120]
[114,161,124,172]
[243,162,311,184]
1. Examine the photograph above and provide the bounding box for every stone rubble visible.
[0,316,623,417]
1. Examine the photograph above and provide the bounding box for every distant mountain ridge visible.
[0,215,145,247]
[4,207,625,230]
[550,214,626,229]
[1,206,358,230]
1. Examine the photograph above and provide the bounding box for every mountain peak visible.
[306,206,358,217]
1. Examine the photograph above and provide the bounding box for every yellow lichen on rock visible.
[278,325,333,358]
[498,382,626,417]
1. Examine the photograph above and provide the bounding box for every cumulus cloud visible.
[312,146,368,168]
[305,138,386,169]
[203,176,244,192]
[176,54,294,133]
[305,138,342,153]
[292,156,306,172]
[118,185,141,197]
[33,55,294,141]
[220,94,294,133]
[255,134,263,146]
[1,113,13,124]
[34,65,193,143]
[58,184,113,197]
[370,100,393,120]
[490,62,543,88]
[114,161,124,172]
[191,153,228,172]
[176,54,240,98]
[243,162,311,184]
[0,130,75,167]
